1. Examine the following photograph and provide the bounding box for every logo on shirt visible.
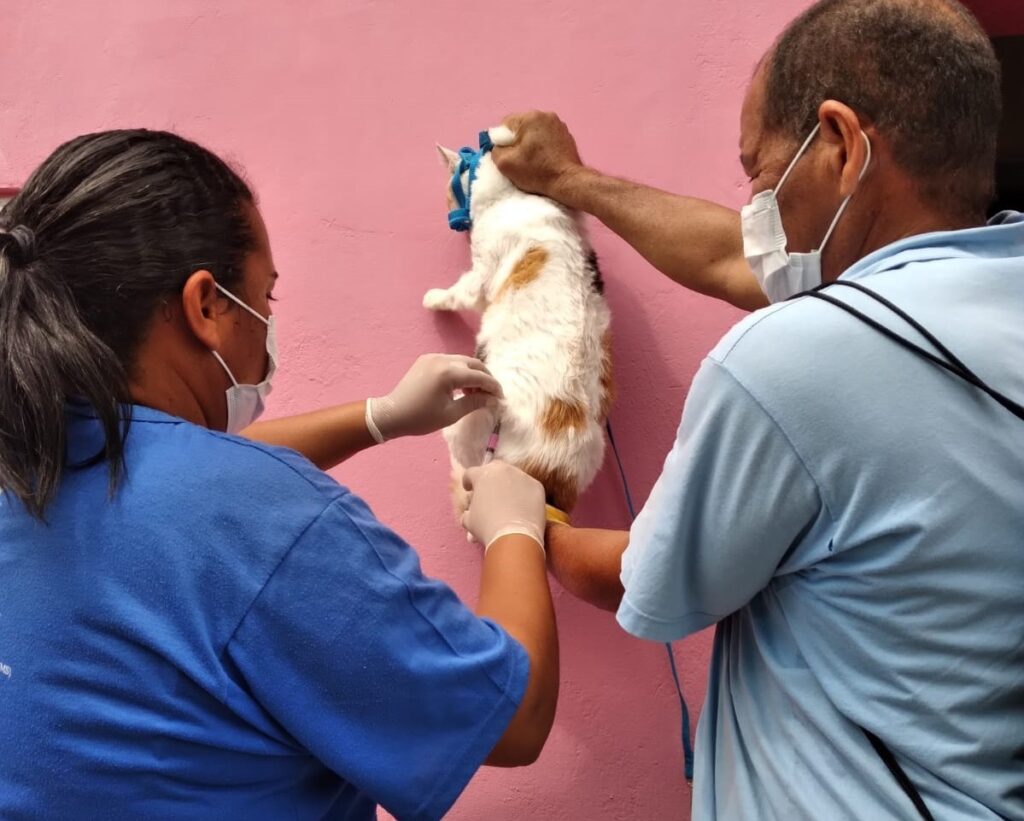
[0,662,10,680]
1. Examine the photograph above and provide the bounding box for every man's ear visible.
[180,269,225,352]
[818,100,871,197]
[436,144,461,174]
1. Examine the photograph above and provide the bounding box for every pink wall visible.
[0,1,808,817]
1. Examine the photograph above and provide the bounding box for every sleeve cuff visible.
[616,595,717,643]
[410,627,530,820]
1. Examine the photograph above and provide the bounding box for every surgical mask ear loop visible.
[209,282,274,382]
[210,350,240,386]
[816,131,873,253]
[775,123,822,195]
[208,283,277,434]
[215,283,270,325]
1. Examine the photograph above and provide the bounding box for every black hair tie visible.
[0,225,38,266]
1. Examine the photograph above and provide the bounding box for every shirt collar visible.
[67,399,183,425]
[839,210,1024,283]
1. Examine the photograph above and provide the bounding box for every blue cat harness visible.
[447,131,494,232]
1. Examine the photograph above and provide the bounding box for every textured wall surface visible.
[0,1,808,817]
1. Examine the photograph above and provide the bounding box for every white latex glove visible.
[366,354,502,442]
[461,461,546,552]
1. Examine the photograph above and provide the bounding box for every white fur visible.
[425,129,611,515]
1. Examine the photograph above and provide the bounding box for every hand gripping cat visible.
[424,126,613,525]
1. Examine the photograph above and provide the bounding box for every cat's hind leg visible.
[443,402,499,525]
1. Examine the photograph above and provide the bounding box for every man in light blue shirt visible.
[493,0,1022,817]
[616,213,1024,818]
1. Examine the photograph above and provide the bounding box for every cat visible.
[424,125,613,520]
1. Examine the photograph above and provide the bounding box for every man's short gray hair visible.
[765,0,1002,218]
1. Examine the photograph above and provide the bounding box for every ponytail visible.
[0,228,128,518]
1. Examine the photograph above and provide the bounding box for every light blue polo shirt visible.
[618,212,1024,819]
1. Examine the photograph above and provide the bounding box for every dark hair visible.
[0,130,255,519]
[764,0,1002,218]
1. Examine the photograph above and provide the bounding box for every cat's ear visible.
[436,144,461,173]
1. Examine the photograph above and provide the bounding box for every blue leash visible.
[605,418,695,783]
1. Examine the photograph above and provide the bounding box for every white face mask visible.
[210,283,277,433]
[741,123,872,303]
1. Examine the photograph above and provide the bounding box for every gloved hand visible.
[461,461,546,552]
[366,354,502,442]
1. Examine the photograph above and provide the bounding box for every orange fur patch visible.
[520,458,580,513]
[496,247,548,299]
[541,398,588,436]
[599,333,615,420]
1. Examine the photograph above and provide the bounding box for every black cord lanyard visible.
[796,279,1024,821]
[800,280,1024,422]
[864,729,936,821]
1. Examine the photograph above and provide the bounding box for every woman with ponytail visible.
[0,131,557,819]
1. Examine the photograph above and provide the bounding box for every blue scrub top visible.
[0,405,528,820]
[619,213,1024,819]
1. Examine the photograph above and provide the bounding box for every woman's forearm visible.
[241,401,376,470]
[478,534,558,767]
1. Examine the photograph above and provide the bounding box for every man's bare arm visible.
[493,111,767,311]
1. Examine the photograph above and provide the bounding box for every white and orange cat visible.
[424,125,613,518]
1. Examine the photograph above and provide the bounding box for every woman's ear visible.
[180,269,224,352]
[818,100,871,198]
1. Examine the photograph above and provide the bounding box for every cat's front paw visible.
[488,125,516,147]
[423,288,453,311]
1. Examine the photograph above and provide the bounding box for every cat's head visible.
[436,126,516,232]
